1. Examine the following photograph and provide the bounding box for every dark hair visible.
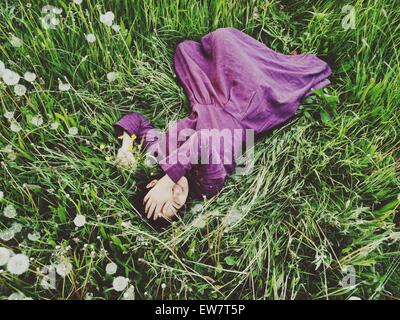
[132,171,189,232]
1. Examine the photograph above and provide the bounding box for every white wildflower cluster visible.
[192,215,206,228]
[0,248,30,276]
[73,214,86,227]
[41,5,63,30]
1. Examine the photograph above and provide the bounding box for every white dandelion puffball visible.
[2,69,20,85]
[73,0,83,4]
[106,262,117,275]
[112,24,120,32]
[73,214,86,227]
[4,204,17,218]
[68,127,78,136]
[10,222,23,233]
[0,229,15,241]
[4,111,14,120]
[7,254,30,275]
[0,60,5,76]
[106,71,117,82]
[24,72,37,83]
[14,84,27,97]
[59,82,71,92]
[50,122,60,130]
[100,11,115,27]
[192,215,206,228]
[31,114,44,127]
[27,232,40,241]
[10,120,22,133]
[85,33,96,43]
[8,293,26,300]
[56,261,72,277]
[122,285,135,300]
[0,190,3,201]
[0,247,11,266]
[10,35,23,48]
[112,276,128,292]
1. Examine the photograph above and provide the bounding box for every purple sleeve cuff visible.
[159,162,188,184]
[113,113,142,138]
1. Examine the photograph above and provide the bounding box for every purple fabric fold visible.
[114,27,332,198]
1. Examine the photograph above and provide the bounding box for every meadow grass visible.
[0,0,399,300]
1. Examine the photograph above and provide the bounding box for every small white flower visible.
[10,222,23,233]
[112,276,128,292]
[24,72,37,83]
[56,261,72,277]
[50,122,60,130]
[4,111,14,120]
[52,7,63,15]
[27,232,40,241]
[0,247,11,266]
[14,84,27,96]
[7,253,30,275]
[2,69,20,85]
[161,283,166,289]
[73,214,86,227]
[3,204,17,218]
[68,127,78,136]
[122,285,135,300]
[106,262,117,275]
[0,229,15,241]
[85,33,96,43]
[10,35,23,48]
[58,81,71,92]
[73,0,83,4]
[111,24,120,32]
[191,203,203,214]
[100,11,115,27]
[106,71,118,82]
[192,215,206,228]
[31,114,44,127]
[10,120,22,132]
[8,292,26,300]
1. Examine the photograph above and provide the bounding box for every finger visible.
[145,197,152,216]
[154,203,163,220]
[146,179,158,189]
[148,202,156,219]
[143,192,150,205]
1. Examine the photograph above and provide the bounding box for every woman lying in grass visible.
[114,27,331,231]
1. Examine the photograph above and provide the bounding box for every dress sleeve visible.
[113,112,157,149]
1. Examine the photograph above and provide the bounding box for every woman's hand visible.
[144,175,175,220]
[114,131,136,167]
[114,147,136,167]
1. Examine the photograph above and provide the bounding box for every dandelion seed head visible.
[31,114,44,127]
[192,215,206,228]
[4,111,14,120]
[73,214,86,227]
[10,120,22,133]
[56,261,72,277]
[68,127,78,136]
[2,69,20,85]
[50,122,60,130]
[24,71,36,83]
[0,60,5,77]
[113,276,128,292]
[112,24,120,32]
[14,84,27,96]
[106,71,118,82]
[161,283,166,289]
[58,82,71,92]
[10,222,23,233]
[3,204,17,218]
[0,191,3,201]
[0,247,11,266]
[100,11,115,27]
[10,35,23,48]
[105,262,117,275]
[7,253,30,275]
[0,229,15,241]
[85,33,96,43]
[27,232,40,241]
[73,0,83,5]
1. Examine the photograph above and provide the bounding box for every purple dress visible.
[114,27,332,199]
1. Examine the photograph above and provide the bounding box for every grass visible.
[0,0,399,300]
